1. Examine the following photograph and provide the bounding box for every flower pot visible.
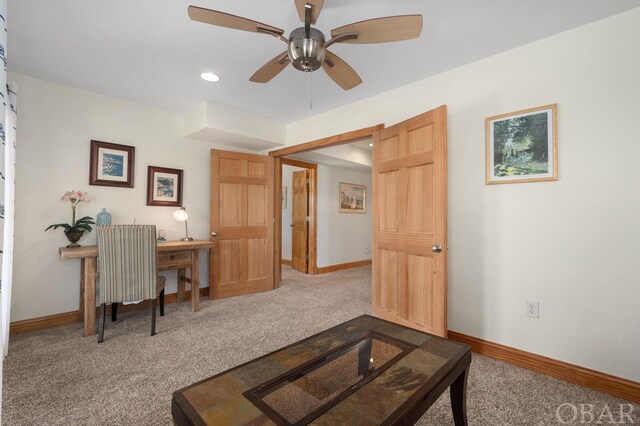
[64,231,84,248]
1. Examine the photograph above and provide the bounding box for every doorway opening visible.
[281,158,317,274]
[209,107,448,338]
[271,124,383,285]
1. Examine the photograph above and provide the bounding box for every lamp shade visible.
[172,206,193,241]
[172,207,188,222]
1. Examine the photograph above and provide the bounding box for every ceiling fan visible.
[188,1,423,90]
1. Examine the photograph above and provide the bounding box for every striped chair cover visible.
[97,225,158,304]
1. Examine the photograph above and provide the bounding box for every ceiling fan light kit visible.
[288,27,325,72]
[188,2,423,90]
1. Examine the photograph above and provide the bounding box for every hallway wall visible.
[281,164,372,268]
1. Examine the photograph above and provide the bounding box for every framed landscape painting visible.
[146,166,183,207]
[89,140,135,188]
[339,182,366,214]
[486,104,558,184]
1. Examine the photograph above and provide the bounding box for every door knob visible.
[211,231,219,237]
[432,244,442,253]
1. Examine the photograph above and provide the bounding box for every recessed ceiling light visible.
[200,72,220,82]
[369,143,373,147]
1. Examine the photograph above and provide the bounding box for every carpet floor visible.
[2,266,637,425]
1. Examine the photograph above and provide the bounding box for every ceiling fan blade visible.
[188,5,284,36]
[250,52,290,83]
[295,0,324,25]
[330,15,422,44]
[322,50,362,90]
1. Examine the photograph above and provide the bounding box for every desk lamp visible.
[172,207,193,241]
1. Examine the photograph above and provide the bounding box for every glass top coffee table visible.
[172,315,471,425]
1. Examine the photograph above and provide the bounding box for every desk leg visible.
[83,257,97,337]
[177,268,186,303]
[191,250,200,312]
[450,366,469,426]
[79,259,85,321]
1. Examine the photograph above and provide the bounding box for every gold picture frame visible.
[486,104,558,184]
[339,182,366,214]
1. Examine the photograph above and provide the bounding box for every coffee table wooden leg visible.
[83,257,97,337]
[450,366,469,426]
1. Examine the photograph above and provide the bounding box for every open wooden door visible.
[210,149,274,299]
[372,106,448,337]
[291,169,309,273]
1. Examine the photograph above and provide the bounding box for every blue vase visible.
[96,208,112,227]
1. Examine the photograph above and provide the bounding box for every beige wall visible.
[315,165,371,267]
[286,9,640,381]
[10,74,220,322]
[282,164,372,267]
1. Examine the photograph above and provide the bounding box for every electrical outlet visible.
[526,301,539,319]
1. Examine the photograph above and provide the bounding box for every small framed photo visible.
[89,140,135,188]
[486,104,558,184]
[339,182,366,214]
[146,166,183,207]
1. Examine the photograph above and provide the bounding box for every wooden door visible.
[372,106,448,337]
[210,150,274,298]
[291,169,309,273]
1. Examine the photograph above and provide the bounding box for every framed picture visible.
[339,182,366,214]
[89,140,135,188]
[282,186,288,209]
[486,104,558,184]
[146,166,183,207]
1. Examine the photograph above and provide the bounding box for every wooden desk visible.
[60,240,214,337]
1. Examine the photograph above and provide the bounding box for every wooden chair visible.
[96,225,166,343]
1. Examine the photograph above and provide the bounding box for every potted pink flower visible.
[45,190,96,247]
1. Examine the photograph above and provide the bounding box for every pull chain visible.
[309,71,313,110]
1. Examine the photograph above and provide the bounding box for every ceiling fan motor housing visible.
[288,27,326,72]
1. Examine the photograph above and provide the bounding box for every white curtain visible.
[0,0,16,360]
[2,81,16,358]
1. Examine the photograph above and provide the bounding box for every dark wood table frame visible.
[392,352,471,425]
[172,315,471,425]
[60,240,214,337]
[244,332,417,425]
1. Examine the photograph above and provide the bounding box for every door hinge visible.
[306,216,310,222]
[306,178,310,184]
[306,254,310,260]
[273,217,276,224]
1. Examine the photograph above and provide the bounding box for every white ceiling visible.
[8,1,640,124]
[349,138,373,152]
[289,141,372,174]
